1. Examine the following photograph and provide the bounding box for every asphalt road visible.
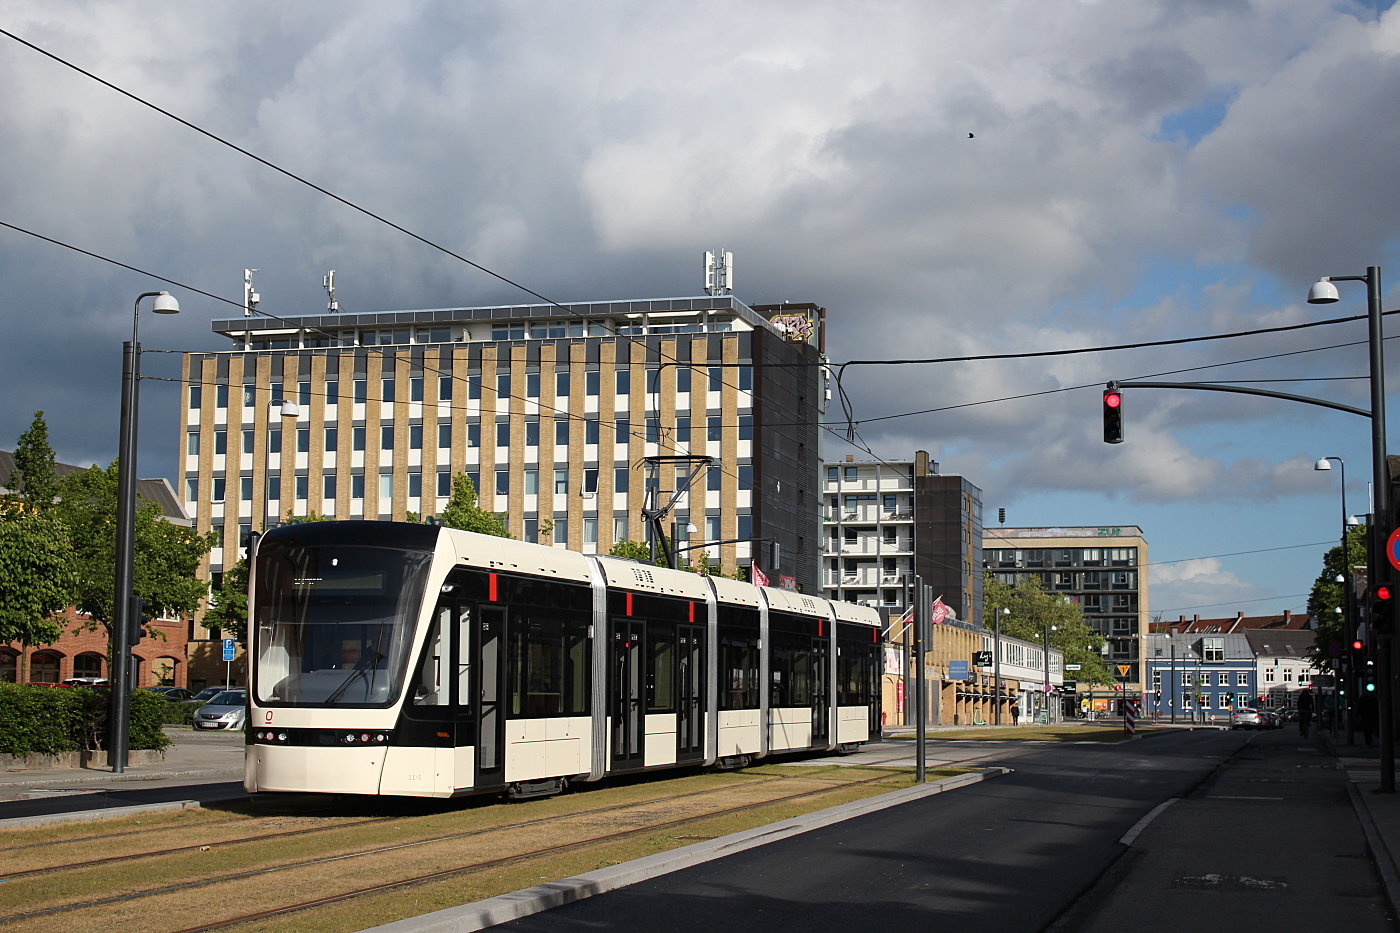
[486,730,1285,933]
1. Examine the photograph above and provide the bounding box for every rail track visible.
[0,764,924,933]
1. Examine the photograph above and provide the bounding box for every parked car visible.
[142,686,194,701]
[1257,709,1281,729]
[189,685,236,704]
[1230,707,1263,729]
[192,689,248,731]
[62,677,109,687]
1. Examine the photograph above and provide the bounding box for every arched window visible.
[0,651,16,683]
[152,657,179,687]
[73,652,105,680]
[30,652,61,683]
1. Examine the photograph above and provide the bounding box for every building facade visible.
[982,525,1148,691]
[1142,631,1256,722]
[180,295,824,592]
[821,450,982,622]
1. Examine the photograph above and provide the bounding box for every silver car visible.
[1230,707,1262,730]
[193,689,248,731]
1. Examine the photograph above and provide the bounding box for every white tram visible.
[245,521,883,798]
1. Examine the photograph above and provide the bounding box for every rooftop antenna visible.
[243,269,260,316]
[323,270,340,313]
[703,249,733,296]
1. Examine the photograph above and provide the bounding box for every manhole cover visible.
[1172,873,1289,893]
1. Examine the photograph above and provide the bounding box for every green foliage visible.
[280,509,331,527]
[610,539,749,579]
[983,572,1113,685]
[10,411,59,512]
[205,557,249,641]
[0,507,72,646]
[56,461,215,628]
[438,473,512,537]
[1306,525,1366,661]
[0,684,169,755]
[609,539,654,562]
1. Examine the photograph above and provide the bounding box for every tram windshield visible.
[252,538,433,707]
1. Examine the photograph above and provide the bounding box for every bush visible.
[159,698,195,726]
[0,684,171,755]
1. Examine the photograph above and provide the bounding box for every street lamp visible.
[1308,267,1390,790]
[1043,623,1057,723]
[995,607,1007,725]
[1315,456,1355,742]
[264,399,301,528]
[110,290,180,773]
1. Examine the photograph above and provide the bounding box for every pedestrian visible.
[1008,702,1019,725]
[1297,688,1314,738]
[1357,689,1378,747]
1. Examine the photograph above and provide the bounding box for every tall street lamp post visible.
[110,290,180,773]
[1314,456,1355,742]
[995,607,1007,725]
[1042,623,1057,723]
[1308,267,1389,791]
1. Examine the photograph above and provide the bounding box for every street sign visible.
[1064,663,1081,671]
[1388,527,1400,572]
[1063,681,1078,693]
[222,638,236,662]
[948,659,971,681]
[1116,664,1131,678]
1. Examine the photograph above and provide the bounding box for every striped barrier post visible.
[1124,699,1137,737]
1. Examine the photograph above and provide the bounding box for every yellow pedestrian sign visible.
[1116,664,1132,678]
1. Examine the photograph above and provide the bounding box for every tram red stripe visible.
[489,573,498,601]
[689,601,694,623]
[626,592,633,616]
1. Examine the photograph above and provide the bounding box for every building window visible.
[269,430,282,455]
[554,470,569,495]
[584,518,598,545]
[325,380,339,404]
[437,471,451,497]
[525,420,539,447]
[211,478,225,502]
[354,380,368,403]
[379,474,393,499]
[240,476,253,501]
[497,373,511,398]
[468,377,481,400]
[738,366,753,391]
[380,379,395,403]
[585,370,600,396]
[676,368,691,394]
[243,384,257,406]
[556,420,570,445]
[495,471,509,496]
[738,464,753,491]
[215,384,228,409]
[708,367,723,391]
[381,425,394,450]
[325,428,338,452]
[556,372,570,397]
[646,418,661,444]
[188,385,202,409]
[615,418,630,446]
[583,469,598,494]
[615,370,630,395]
[1202,637,1224,662]
[1237,672,1248,686]
[242,430,254,455]
[295,476,308,501]
[1217,672,1228,687]
[186,433,199,456]
[707,416,722,442]
[585,419,600,445]
[554,518,568,544]
[615,468,630,493]
[675,417,690,444]
[296,428,309,453]
[526,373,540,398]
[467,423,480,448]
[299,382,311,406]
[439,376,453,400]
[524,470,539,496]
[497,422,510,447]
[324,474,336,500]
[438,424,451,449]
[214,431,227,455]
[708,467,721,491]
[524,518,538,543]
[410,378,423,403]
[738,415,753,441]
[409,425,422,450]
[352,474,365,499]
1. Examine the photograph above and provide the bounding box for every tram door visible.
[811,636,830,746]
[474,605,506,787]
[611,620,645,769]
[676,624,705,762]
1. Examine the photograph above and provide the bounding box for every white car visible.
[193,689,247,730]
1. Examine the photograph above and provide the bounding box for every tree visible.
[0,504,72,647]
[983,571,1113,685]
[1306,525,1366,662]
[9,412,59,512]
[56,462,214,631]
[438,473,512,538]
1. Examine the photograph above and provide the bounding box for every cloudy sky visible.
[1,0,1398,620]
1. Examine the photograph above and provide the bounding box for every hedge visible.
[0,684,172,755]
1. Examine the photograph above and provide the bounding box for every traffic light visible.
[1370,584,1395,634]
[1224,692,1234,704]
[1103,383,1123,444]
[129,596,150,643]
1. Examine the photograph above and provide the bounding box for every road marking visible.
[1206,795,1284,800]
[1120,798,1179,846]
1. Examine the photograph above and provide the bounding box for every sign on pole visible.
[1116,664,1132,678]
[222,638,236,662]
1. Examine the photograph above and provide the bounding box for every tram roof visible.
[446,529,595,584]
[762,587,831,618]
[593,555,713,601]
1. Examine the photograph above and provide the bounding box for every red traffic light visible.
[1378,585,1392,602]
[1104,391,1122,409]
[1353,639,1365,650]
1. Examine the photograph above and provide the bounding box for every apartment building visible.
[982,525,1149,691]
[821,450,983,622]
[180,295,825,593]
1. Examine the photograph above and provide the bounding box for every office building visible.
[821,450,983,622]
[180,294,825,592]
[982,525,1148,691]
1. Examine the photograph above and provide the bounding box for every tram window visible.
[412,607,449,706]
[719,630,759,710]
[647,623,676,713]
[507,611,590,718]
